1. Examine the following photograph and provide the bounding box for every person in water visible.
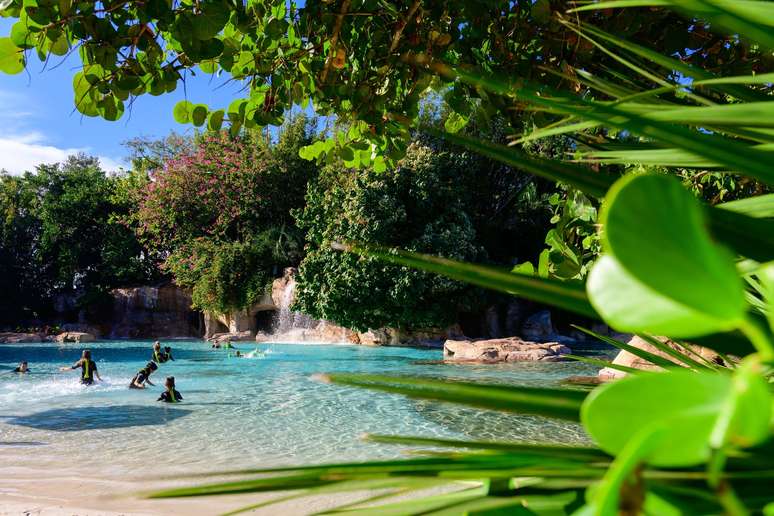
[152,341,165,363]
[11,361,29,373]
[129,361,158,389]
[60,349,101,385]
[157,376,183,403]
[163,346,174,362]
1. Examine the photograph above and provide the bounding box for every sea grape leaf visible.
[173,100,192,124]
[590,174,745,335]
[581,367,771,467]
[587,255,738,337]
[0,37,24,74]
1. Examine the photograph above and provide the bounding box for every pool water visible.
[0,341,606,479]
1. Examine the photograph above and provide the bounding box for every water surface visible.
[0,340,608,478]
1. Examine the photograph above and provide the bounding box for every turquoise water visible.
[0,340,605,478]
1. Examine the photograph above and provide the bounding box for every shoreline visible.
[0,469,390,515]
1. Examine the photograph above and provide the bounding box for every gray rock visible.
[444,337,571,363]
[55,332,95,343]
[0,332,45,344]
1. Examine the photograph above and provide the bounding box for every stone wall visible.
[107,285,202,339]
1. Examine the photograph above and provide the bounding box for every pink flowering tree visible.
[133,117,316,314]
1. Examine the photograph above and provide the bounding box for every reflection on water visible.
[0,340,608,477]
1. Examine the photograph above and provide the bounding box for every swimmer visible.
[152,341,165,363]
[163,346,174,362]
[157,376,183,403]
[129,361,158,389]
[60,349,101,385]
[235,350,242,358]
[11,361,29,373]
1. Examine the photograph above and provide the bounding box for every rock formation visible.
[444,337,571,362]
[108,284,202,339]
[0,332,45,344]
[598,335,726,379]
[55,332,95,343]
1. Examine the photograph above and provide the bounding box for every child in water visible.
[11,361,29,373]
[152,341,164,363]
[129,361,158,389]
[157,376,183,403]
[163,346,174,362]
[60,349,101,385]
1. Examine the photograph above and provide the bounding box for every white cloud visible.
[0,132,122,175]
[0,91,122,175]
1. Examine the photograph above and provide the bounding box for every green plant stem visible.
[716,480,750,516]
[739,317,774,362]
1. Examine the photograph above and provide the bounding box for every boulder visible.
[0,332,45,344]
[444,337,571,363]
[209,331,254,344]
[55,332,95,343]
[598,335,727,379]
[520,310,575,343]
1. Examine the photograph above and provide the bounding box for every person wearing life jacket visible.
[11,361,29,373]
[151,341,165,363]
[157,376,183,403]
[60,349,101,385]
[163,346,174,362]
[129,361,158,389]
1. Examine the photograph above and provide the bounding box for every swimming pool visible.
[0,340,604,481]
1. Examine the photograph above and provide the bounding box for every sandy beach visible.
[0,467,385,516]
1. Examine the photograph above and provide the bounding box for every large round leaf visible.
[191,104,208,127]
[588,255,738,336]
[0,37,25,74]
[173,100,192,124]
[581,368,771,467]
[593,174,745,334]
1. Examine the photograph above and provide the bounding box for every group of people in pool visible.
[9,341,182,403]
[127,341,182,403]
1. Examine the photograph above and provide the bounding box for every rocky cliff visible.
[108,285,202,339]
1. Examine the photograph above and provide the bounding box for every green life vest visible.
[167,387,178,403]
[82,359,91,380]
[153,350,163,362]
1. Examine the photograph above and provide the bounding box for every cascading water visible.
[271,275,317,341]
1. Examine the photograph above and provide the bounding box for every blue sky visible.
[0,18,247,174]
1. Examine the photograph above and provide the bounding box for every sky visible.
[0,18,247,175]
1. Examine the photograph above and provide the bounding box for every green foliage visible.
[0,156,161,325]
[133,116,316,313]
[0,0,760,167]
[150,2,774,515]
[293,143,486,331]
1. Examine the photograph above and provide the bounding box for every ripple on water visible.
[0,340,604,476]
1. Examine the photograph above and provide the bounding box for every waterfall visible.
[272,275,316,337]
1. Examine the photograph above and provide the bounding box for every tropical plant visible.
[3,0,774,515]
[147,2,774,515]
[0,156,161,325]
[132,117,317,313]
[293,142,487,331]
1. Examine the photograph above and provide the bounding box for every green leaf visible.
[717,194,774,219]
[207,109,224,131]
[761,263,774,333]
[443,111,469,134]
[589,174,746,336]
[191,104,208,127]
[706,206,774,263]
[0,37,25,74]
[173,100,192,124]
[323,373,587,421]
[588,255,740,337]
[581,368,771,467]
